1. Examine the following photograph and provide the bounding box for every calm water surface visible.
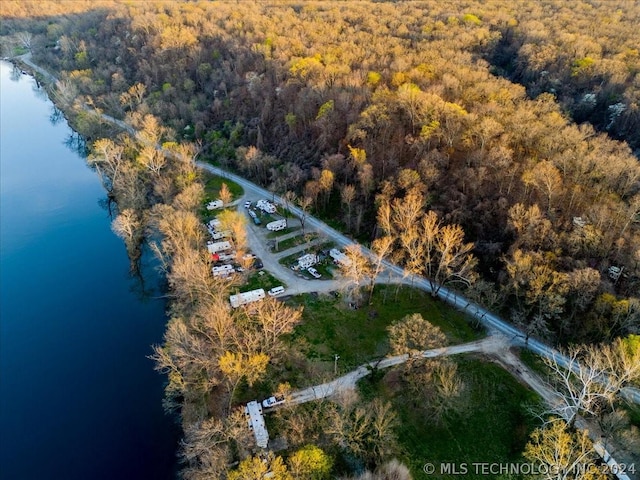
[0,61,179,479]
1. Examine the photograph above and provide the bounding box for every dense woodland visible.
[2,1,640,478]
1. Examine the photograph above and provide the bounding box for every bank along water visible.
[0,61,179,480]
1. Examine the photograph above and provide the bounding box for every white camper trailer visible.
[330,248,352,267]
[266,219,287,231]
[297,253,319,269]
[256,199,277,214]
[207,240,232,254]
[212,264,235,277]
[229,288,266,308]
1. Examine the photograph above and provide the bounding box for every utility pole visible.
[334,354,340,375]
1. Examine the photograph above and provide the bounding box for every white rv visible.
[212,264,234,277]
[210,230,231,240]
[297,253,319,269]
[266,219,287,231]
[330,248,352,267]
[256,199,277,214]
[229,288,266,308]
[207,240,232,254]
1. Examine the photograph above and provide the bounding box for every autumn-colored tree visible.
[524,419,607,480]
[218,182,233,206]
[228,453,292,480]
[387,313,447,357]
[219,351,270,411]
[287,445,333,480]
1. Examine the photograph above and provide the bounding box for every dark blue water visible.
[0,61,179,479]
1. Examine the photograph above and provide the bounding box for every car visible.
[307,267,321,279]
[244,201,251,209]
[268,286,285,296]
[253,258,264,269]
[262,395,285,408]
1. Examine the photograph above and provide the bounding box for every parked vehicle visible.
[297,253,319,269]
[266,219,287,231]
[307,267,321,278]
[268,286,285,296]
[244,201,252,209]
[212,264,234,277]
[229,288,266,308]
[262,395,285,408]
[256,199,277,214]
[206,199,223,210]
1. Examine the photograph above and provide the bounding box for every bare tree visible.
[297,196,313,235]
[339,244,373,306]
[88,138,125,193]
[368,236,394,304]
[542,339,640,427]
[340,184,356,230]
[248,298,303,355]
[111,208,140,243]
[378,189,477,296]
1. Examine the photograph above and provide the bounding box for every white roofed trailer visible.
[266,219,287,231]
[330,248,352,266]
[229,288,266,308]
[297,253,319,269]
[207,240,232,254]
[244,400,269,449]
[256,199,276,214]
[212,264,235,277]
[210,230,231,240]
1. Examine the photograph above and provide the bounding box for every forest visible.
[2,1,639,478]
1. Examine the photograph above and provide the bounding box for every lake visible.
[0,61,179,479]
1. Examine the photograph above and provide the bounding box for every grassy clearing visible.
[202,171,244,200]
[287,285,483,371]
[266,226,301,238]
[232,270,284,293]
[358,355,541,480]
[273,232,319,252]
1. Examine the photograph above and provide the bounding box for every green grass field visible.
[202,171,244,200]
[287,285,483,371]
[357,355,542,480]
[273,232,319,253]
[231,270,284,294]
[266,226,301,238]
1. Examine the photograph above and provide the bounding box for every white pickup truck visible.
[262,395,285,408]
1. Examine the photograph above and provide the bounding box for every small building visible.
[329,248,352,267]
[297,253,319,269]
[229,288,266,308]
[244,400,269,449]
[207,240,232,254]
